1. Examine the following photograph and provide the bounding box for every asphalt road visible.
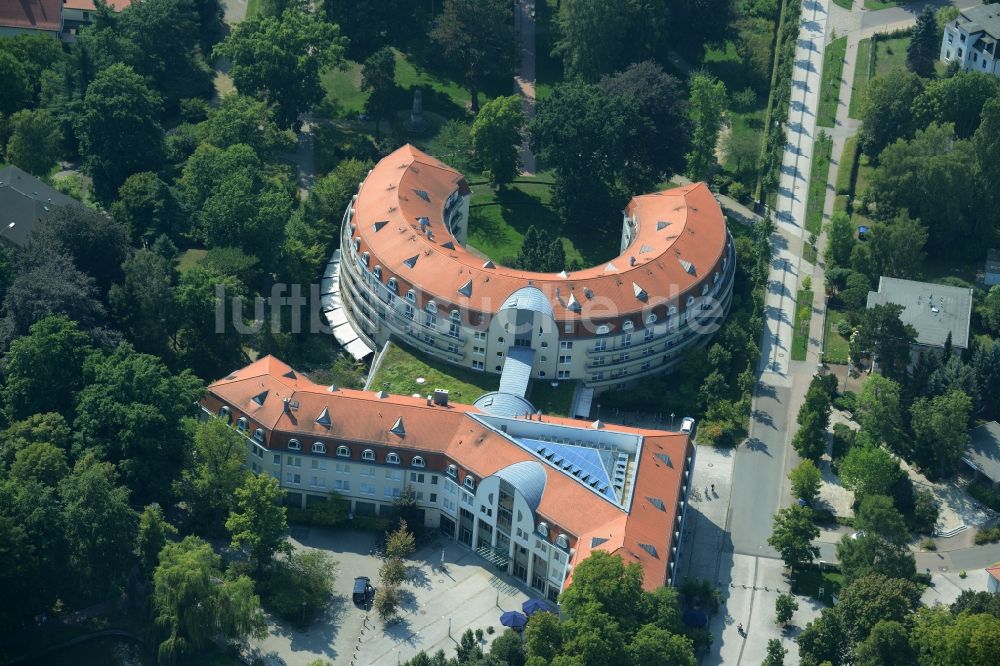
[860,0,979,30]
[728,386,791,557]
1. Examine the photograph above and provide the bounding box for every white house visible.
[940,5,1000,77]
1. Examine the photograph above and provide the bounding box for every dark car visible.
[352,576,373,605]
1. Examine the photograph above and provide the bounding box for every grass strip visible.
[792,289,814,361]
[817,36,847,127]
[805,131,832,235]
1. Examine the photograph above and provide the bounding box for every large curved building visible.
[329,145,734,392]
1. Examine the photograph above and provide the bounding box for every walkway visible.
[514,0,537,175]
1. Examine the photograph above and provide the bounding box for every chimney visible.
[283,397,291,413]
[433,389,449,406]
[426,395,433,406]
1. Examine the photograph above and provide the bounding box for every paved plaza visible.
[246,527,530,666]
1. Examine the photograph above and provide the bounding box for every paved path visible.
[514,0,537,175]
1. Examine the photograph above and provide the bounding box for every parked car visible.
[353,576,374,605]
[680,417,696,434]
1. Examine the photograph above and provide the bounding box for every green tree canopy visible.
[172,266,247,379]
[175,418,249,534]
[214,8,345,128]
[112,172,186,243]
[74,343,203,502]
[5,108,62,176]
[75,63,165,204]
[767,505,820,571]
[839,445,904,499]
[10,442,69,487]
[32,204,133,295]
[910,389,973,478]
[853,495,909,545]
[907,7,939,77]
[824,211,855,269]
[204,93,294,159]
[153,535,266,663]
[789,459,822,503]
[226,473,289,575]
[850,306,917,384]
[854,619,914,666]
[429,0,514,113]
[859,69,925,158]
[360,47,396,141]
[914,71,1000,138]
[685,72,727,183]
[109,248,177,357]
[910,606,1000,666]
[471,95,525,188]
[136,503,177,576]
[836,532,916,583]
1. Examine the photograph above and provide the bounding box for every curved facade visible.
[337,144,735,390]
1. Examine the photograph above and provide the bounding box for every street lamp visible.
[670,413,676,429]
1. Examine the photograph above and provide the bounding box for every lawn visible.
[817,36,847,128]
[177,248,208,274]
[835,135,859,196]
[370,341,499,404]
[864,0,899,10]
[245,0,259,18]
[467,176,620,268]
[848,38,872,119]
[872,35,910,78]
[529,380,576,417]
[791,566,844,606]
[805,131,833,235]
[824,307,851,364]
[832,0,853,8]
[792,289,814,361]
[319,48,480,121]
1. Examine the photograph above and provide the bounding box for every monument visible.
[404,88,429,134]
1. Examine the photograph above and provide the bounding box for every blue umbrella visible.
[522,599,550,616]
[500,611,528,629]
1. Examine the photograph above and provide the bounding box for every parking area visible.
[246,526,532,666]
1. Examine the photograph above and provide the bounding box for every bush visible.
[728,181,749,202]
[287,494,351,526]
[974,527,1000,545]
[831,423,855,460]
[968,483,1000,513]
[920,538,937,551]
[353,515,394,533]
[259,550,337,628]
[912,489,940,535]
[833,391,857,413]
[837,319,852,337]
[680,578,723,615]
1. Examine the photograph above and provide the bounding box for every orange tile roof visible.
[62,0,132,10]
[0,0,61,31]
[208,356,691,589]
[988,564,1000,582]
[351,145,728,325]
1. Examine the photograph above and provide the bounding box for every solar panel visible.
[516,436,618,501]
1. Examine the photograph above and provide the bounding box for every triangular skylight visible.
[442,241,455,250]
[413,189,430,202]
[655,453,673,467]
[679,259,696,275]
[458,279,473,297]
[252,390,269,406]
[315,407,331,427]
[557,270,568,278]
[403,255,419,269]
[633,282,647,300]
[604,263,618,272]
[591,419,604,429]
[373,220,388,232]
[657,220,671,231]
[390,416,406,437]
[283,370,296,379]
[591,536,609,548]
[639,244,654,254]
[638,543,659,558]
[647,497,666,511]
[483,260,495,269]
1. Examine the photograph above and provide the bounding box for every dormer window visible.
[361,252,370,266]
[425,301,437,313]
[556,534,569,549]
[668,305,678,316]
[464,475,475,490]
[596,324,610,335]
[353,238,360,252]
[702,284,709,296]
[646,313,657,325]
[411,456,425,468]
[253,428,265,442]
[622,320,634,331]
[451,310,461,321]
[386,452,400,464]
[337,445,350,457]
[236,417,248,432]
[713,271,719,284]
[406,290,416,303]
[312,442,326,454]
[288,439,301,451]
[387,277,398,293]
[686,295,694,307]
[537,521,549,537]
[446,464,457,478]
[374,266,382,280]
[362,449,375,461]
[218,405,231,420]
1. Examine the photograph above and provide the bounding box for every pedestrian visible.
[737,623,744,636]
[711,483,716,494]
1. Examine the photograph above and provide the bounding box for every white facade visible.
[940,7,1000,77]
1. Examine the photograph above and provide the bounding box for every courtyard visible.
[245,527,532,666]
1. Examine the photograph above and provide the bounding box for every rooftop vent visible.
[433,389,449,406]
[592,419,604,429]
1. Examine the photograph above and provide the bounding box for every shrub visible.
[729,181,749,202]
[959,570,967,579]
[833,391,857,413]
[920,538,936,551]
[259,550,337,628]
[837,319,852,337]
[831,423,855,460]
[974,527,1000,545]
[680,578,723,615]
[912,489,940,535]
[968,483,1000,513]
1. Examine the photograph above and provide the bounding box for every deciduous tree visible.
[429,0,514,113]
[75,63,164,204]
[824,211,855,269]
[110,249,177,357]
[471,95,524,188]
[763,638,786,666]
[360,47,396,141]
[854,619,914,666]
[153,536,266,663]
[5,109,61,176]
[853,495,909,545]
[775,593,798,625]
[685,73,727,183]
[789,460,822,503]
[136,503,177,575]
[204,94,294,159]
[214,9,345,128]
[850,306,917,384]
[839,445,904,500]
[859,69,925,158]
[112,172,186,243]
[910,389,972,478]
[768,505,819,571]
[226,473,289,575]
[175,418,249,533]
